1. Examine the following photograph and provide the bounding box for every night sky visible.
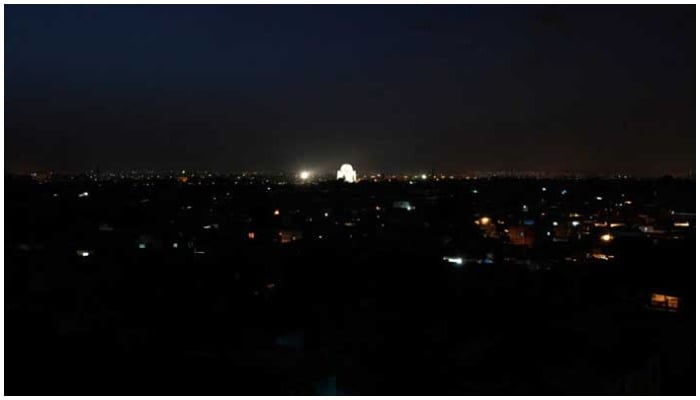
[5,5,695,175]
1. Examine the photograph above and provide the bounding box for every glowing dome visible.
[337,163,357,183]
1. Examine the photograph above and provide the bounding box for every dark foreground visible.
[5,174,695,394]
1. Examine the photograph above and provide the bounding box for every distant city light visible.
[138,243,147,249]
[479,216,491,225]
[248,232,256,239]
[274,209,280,216]
[172,243,178,248]
[552,221,559,226]
[76,250,91,257]
[393,201,413,211]
[596,196,603,201]
[561,189,568,195]
[299,171,311,180]
[337,164,357,183]
[421,174,428,180]
[600,233,614,242]
[541,187,547,192]
[571,221,580,227]
[78,192,89,198]
[650,293,679,311]
[443,256,463,265]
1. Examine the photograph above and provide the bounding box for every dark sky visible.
[5,5,695,175]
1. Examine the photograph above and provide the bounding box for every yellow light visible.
[674,221,690,227]
[600,233,613,242]
[299,171,310,180]
[479,217,491,225]
[273,209,280,216]
[591,253,614,261]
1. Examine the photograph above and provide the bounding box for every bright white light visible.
[552,221,559,226]
[172,243,178,248]
[299,171,311,180]
[600,233,613,242]
[421,174,428,180]
[541,187,547,192]
[571,221,580,227]
[596,196,603,201]
[78,192,89,198]
[77,250,91,257]
[337,164,357,183]
[443,257,463,265]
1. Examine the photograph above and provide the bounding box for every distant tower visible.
[337,164,357,183]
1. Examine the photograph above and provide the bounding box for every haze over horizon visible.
[5,5,695,176]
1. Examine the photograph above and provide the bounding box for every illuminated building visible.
[337,163,357,183]
[506,225,535,247]
[278,229,303,244]
[650,293,680,312]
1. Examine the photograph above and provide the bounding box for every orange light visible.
[247,232,255,240]
[479,216,491,225]
[178,176,189,183]
[651,293,679,310]
[600,233,613,242]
